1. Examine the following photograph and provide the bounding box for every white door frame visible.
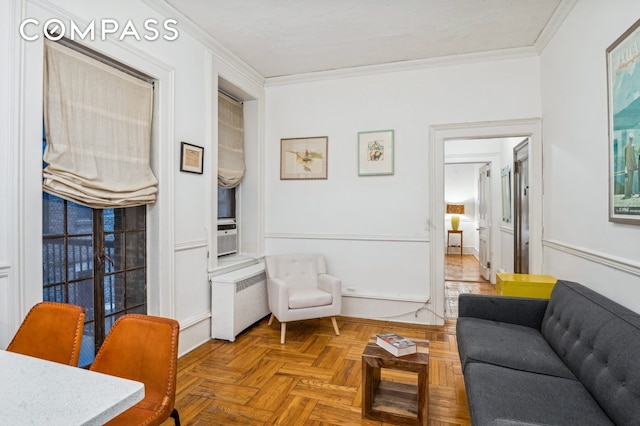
[428,119,543,324]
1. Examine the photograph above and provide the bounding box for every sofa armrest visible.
[458,294,549,330]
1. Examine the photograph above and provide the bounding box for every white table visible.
[0,350,144,425]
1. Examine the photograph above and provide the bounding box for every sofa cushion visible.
[541,280,640,425]
[457,317,575,379]
[464,362,614,426]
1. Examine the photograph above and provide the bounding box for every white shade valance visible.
[43,39,157,208]
[218,92,244,189]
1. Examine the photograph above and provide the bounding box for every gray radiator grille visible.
[236,272,266,293]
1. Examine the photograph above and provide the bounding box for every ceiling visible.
[164,0,573,79]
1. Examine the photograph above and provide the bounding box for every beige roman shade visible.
[43,39,158,208]
[218,92,245,188]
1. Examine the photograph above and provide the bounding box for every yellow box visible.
[496,273,557,299]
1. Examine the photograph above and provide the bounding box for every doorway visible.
[443,157,493,320]
[428,119,543,325]
[443,161,491,284]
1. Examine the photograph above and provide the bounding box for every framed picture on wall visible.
[180,142,204,174]
[358,129,394,176]
[607,18,640,224]
[280,136,328,180]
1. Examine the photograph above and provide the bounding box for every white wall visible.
[540,0,640,312]
[265,57,541,322]
[1,0,264,354]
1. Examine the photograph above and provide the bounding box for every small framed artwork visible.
[280,136,328,180]
[358,129,394,176]
[180,142,204,174]
[607,18,640,224]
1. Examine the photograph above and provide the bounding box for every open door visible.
[514,139,530,273]
[478,163,491,281]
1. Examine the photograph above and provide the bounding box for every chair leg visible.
[171,408,180,426]
[280,322,286,344]
[268,313,275,326]
[331,317,340,336]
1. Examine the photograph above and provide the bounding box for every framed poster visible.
[280,136,328,180]
[607,18,640,223]
[358,129,394,176]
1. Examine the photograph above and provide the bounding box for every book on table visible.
[376,333,417,357]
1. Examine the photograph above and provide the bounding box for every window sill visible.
[209,253,264,278]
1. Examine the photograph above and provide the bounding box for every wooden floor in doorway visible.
[445,254,495,319]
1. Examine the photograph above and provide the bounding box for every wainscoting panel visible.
[266,235,434,324]
[543,240,640,314]
[0,264,13,348]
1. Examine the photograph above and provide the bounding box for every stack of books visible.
[375,333,417,357]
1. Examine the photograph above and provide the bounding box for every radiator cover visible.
[210,262,270,341]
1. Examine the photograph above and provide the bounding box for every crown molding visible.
[141,0,265,88]
[534,0,579,53]
[264,46,538,87]
[143,0,575,89]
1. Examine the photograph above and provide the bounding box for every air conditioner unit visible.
[217,221,237,256]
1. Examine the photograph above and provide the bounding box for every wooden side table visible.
[362,335,430,425]
[447,230,463,256]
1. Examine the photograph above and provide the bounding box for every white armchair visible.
[265,253,342,344]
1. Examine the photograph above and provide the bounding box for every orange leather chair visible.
[7,301,85,366]
[90,314,180,426]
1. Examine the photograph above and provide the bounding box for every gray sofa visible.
[456,279,640,426]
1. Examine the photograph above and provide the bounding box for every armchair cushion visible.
[289,288,333,309]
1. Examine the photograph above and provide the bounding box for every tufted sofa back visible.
[541,280,640,425]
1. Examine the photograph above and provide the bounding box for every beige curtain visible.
[218,92,244,188]
[43,39,158,208]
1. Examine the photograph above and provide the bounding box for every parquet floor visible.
[162,256,495,425]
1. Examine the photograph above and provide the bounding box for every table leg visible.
[417,367,429,426]
[362,359,380,419]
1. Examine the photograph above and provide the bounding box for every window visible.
[43,121,147,367]
[217,187,236,220]
[217,90,243,257]
[41,39,153,367]
[42,195,147,367]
